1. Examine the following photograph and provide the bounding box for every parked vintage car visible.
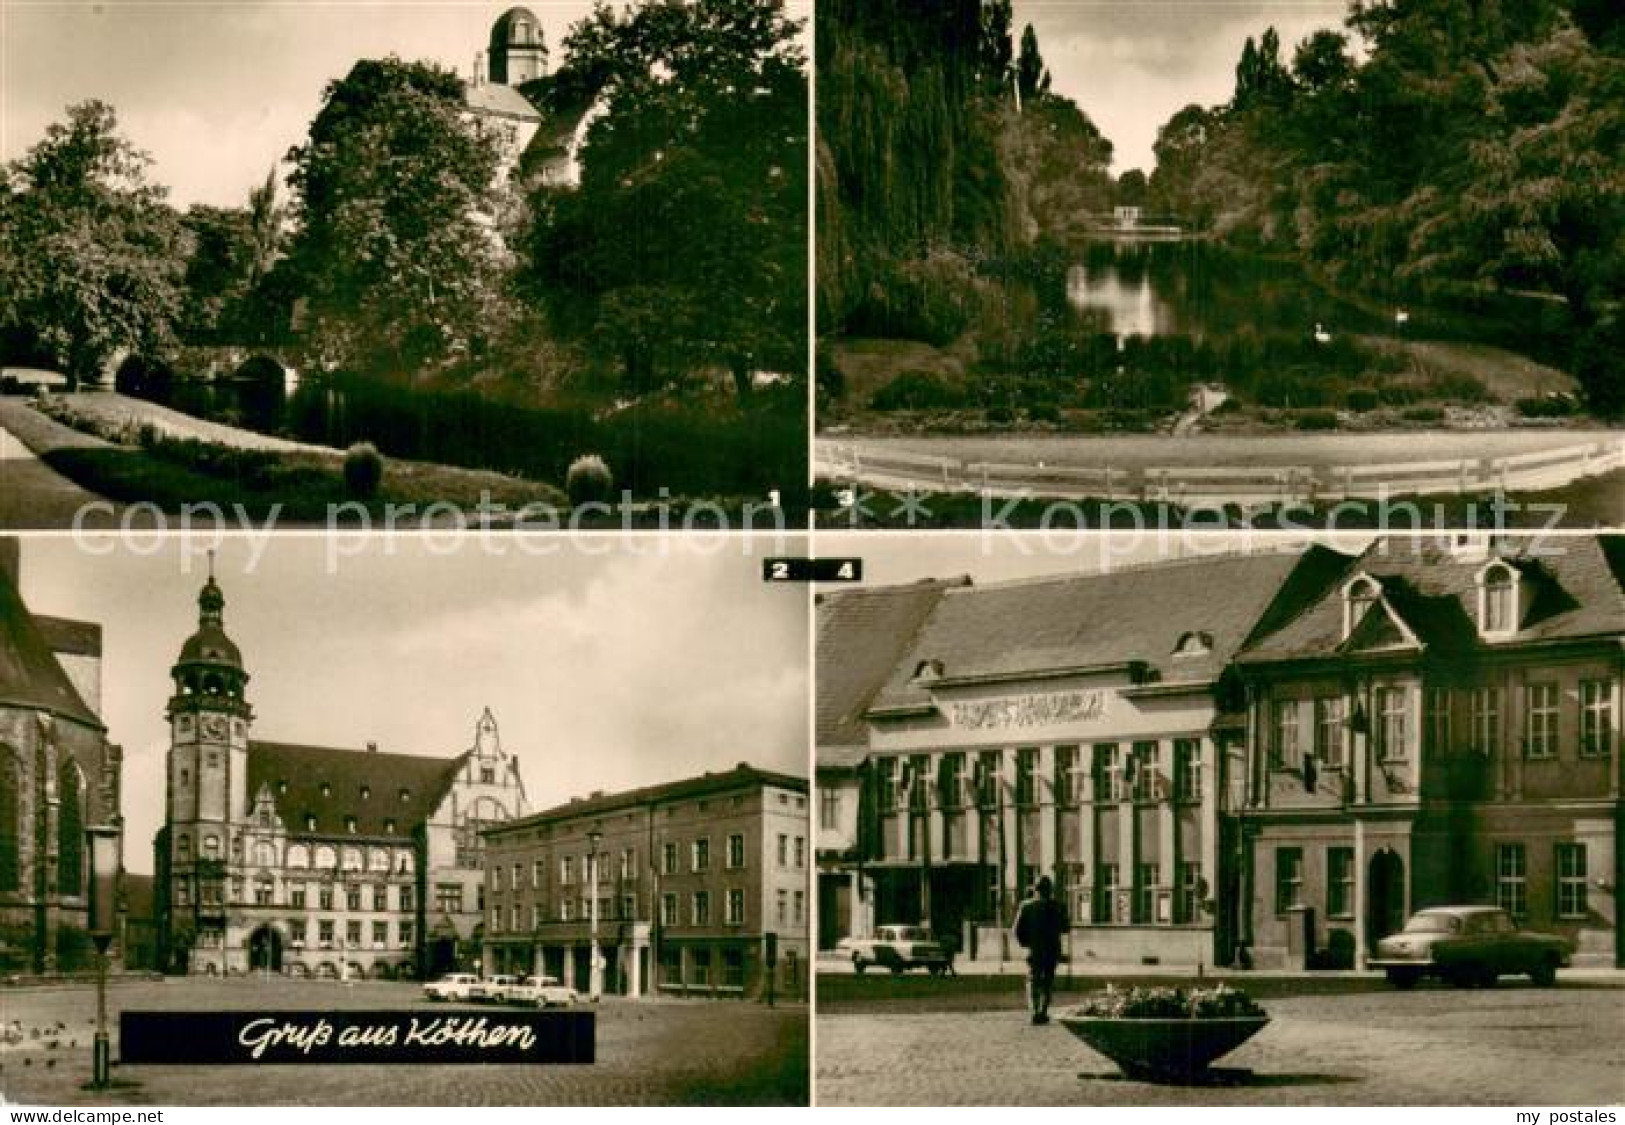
[501,975,581,1008]
[1368,905,1573,988]
[422,972,481,1001]
[469,974,518,1001]
[840,925,951,975]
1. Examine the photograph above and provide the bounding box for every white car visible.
[469,974,518,1001]
[422,972,480,1001]
[503,975,580,1008]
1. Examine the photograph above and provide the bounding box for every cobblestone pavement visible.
[0,980,808,1106]
[816,983,1625,1106]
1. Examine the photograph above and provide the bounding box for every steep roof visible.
[465,81,542,122]
[1239,535,1625,663]
[0,564,101,729]
[246,740,465,839]
[816,579,964,765]
[870,550,1328,716]
[489,764,807,837]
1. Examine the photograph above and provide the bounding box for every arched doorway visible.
[1368,849,1406,946]
[247,924,284,972]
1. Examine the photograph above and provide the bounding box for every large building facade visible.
[483,765,810,1000]
[1234,536,1623,968]
[818,537,1625,970]
[0,541,122,972]
[155,571,527,978]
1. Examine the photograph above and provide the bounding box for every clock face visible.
[202,714,228,739]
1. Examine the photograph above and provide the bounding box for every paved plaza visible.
[0,979,807,1106]
[816,976,1625,1106]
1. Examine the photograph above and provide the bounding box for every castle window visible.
[315,845,336,869]
[342,847,363,871]
[254,842,275,867]
[1344,575,1380,639]
[287,844,309,868]
[1525,684,1559,758]
[1580,680,1613,758]
[203,834,221,858]
[176,834,191,861]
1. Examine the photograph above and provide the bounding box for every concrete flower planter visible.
[1059,1014,1271,1083]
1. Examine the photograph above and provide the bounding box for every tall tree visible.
[0,100,184,384]
[1015,23,1049,105]
[284,57,504,376]
[526,0,808,400]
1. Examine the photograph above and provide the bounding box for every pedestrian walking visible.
[1012,876,1068,1024]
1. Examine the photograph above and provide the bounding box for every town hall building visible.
[154,568,528,978]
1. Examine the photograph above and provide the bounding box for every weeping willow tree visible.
[817,0,1017,339]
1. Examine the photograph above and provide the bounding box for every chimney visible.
[367,740,378,753]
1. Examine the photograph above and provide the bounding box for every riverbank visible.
[0,393,567,527]
[822,331,1592,438]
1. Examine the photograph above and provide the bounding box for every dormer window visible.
[359,785,370,800]
[398,788,410,803]
[911,659,944,684]
[1343,575,1381,639]
[1173,632,1212,658]
[319,782,332,798]
[276,780,287,795]
[1478,561,1518,638]
[345,815,358,834]
[305,814,317,832]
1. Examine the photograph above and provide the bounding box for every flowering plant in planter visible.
[1071,983,1266,1021]
[1060,984,1270,1083]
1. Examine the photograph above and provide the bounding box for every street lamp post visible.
[588,831,602,1002]
[85,825,120,1090]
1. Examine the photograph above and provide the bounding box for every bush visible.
[566,453,614,506]
[1345,387,1380,412]
[1402,406,1444,424]
[870,372,964,412]
[1516,395,1577,419]
[343,442,384,499]
[1294,410,1339,431]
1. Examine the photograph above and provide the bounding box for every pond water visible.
[1062,240,1392,342]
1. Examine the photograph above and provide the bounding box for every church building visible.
[154,568,528,978]
[0,541,122,973]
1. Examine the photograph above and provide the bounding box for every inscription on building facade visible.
[949,690,1107,731]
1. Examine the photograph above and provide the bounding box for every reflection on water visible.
[1066,264,1181,339]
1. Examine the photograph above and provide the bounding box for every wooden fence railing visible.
[815,438,1625,504]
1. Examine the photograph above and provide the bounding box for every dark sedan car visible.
[1368,905,1573,988]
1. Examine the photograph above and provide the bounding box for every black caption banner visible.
[120,1010,595,1066]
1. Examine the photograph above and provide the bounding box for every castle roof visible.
[0,563,101,729]
[246,740,466,839]
[490,6,544,49]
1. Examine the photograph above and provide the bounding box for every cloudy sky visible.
[16,535,809,874]
[1015,0,1349,173]
[1,1,601,207]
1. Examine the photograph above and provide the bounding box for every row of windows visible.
[487,888,808,932]
[506,792,807,846]
[1495,842,1591,920]
[493,833,807,891]
[1270,680,1615,769]
[286,917,415,950]
[1272,842,1592,921]
[173,878,417,912]
[1056,861,1206,925]
[172,836,414,874]
[872,743,1204,811]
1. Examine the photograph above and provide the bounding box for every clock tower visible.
[166,560,252,857]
